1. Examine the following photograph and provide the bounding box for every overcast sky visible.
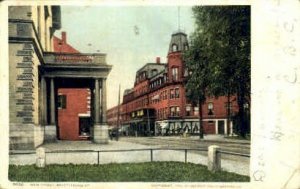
[56,6,195,108]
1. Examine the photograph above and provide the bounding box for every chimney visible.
[156,57,161,64]
[61,31,66,44]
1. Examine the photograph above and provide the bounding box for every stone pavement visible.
[9,139,250,176]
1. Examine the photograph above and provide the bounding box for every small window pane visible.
[58,95,66,109]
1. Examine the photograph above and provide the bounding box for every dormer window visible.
[172,44,178,52]
[151,69,158,77]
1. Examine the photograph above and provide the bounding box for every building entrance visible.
[218,120,225,134]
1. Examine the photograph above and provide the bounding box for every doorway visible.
[218,120,225,134]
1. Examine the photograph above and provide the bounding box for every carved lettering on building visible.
[17,23,30,36]
[22,56,33,62]
[17,50,33,56]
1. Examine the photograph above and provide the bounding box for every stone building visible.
[9,6,111,150]
[108,31,238,136]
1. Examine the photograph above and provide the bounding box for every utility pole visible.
[117,84,121,131]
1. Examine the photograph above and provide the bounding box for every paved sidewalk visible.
[154,134,250,144]
[9,140,249,176]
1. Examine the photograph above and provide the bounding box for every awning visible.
[160,122,169,129]
[128,119,144,123]
[152,94,160,100]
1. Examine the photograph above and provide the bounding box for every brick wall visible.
[58,88,90,140]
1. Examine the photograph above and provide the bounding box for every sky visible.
[57,6,195,108]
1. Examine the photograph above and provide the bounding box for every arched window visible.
[172,44,178,52]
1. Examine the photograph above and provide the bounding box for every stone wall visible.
[9,42,42,150]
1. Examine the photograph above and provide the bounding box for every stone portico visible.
[42,52,112,144]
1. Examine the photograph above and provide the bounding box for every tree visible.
[184,34,210,139]
[184,6,250,138]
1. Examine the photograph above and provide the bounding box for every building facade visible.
[107,31,238,136]
[9,6,111,150]
[53,32,91,140]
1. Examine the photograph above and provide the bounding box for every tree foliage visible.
[184,6,250,137]
[184,32,210,139]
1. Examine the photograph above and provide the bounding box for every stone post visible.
[36,147,46,168]
[230,121,233,136]
[208,145,221,172]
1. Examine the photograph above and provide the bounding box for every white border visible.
[1,0,300,189]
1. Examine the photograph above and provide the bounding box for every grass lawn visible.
[9,162,249,182]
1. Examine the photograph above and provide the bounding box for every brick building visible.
[107,105,122,128]
[107,31,238,136]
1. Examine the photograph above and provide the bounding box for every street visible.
[119,135,250,163]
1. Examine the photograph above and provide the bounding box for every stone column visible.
[93,78,109,144]
[215,120,218,134]
[41,77,47,125]
[94,78,100,124]
[50,78,55,125]
[224,119,228,135]
[44,77,57,142]
[101,78,107,123]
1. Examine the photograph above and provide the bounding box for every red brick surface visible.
[53,32,80,53]
[58,88,90,140]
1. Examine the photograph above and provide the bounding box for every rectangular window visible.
[194,107,199,116]
[176,107,180,116]
[172,67,178,81]
[175,88,180,98]
[208,102,214,110]
[58,94,66,109]
[186,106,191,116]
[170,89,175,99]
[170,107,175,116]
